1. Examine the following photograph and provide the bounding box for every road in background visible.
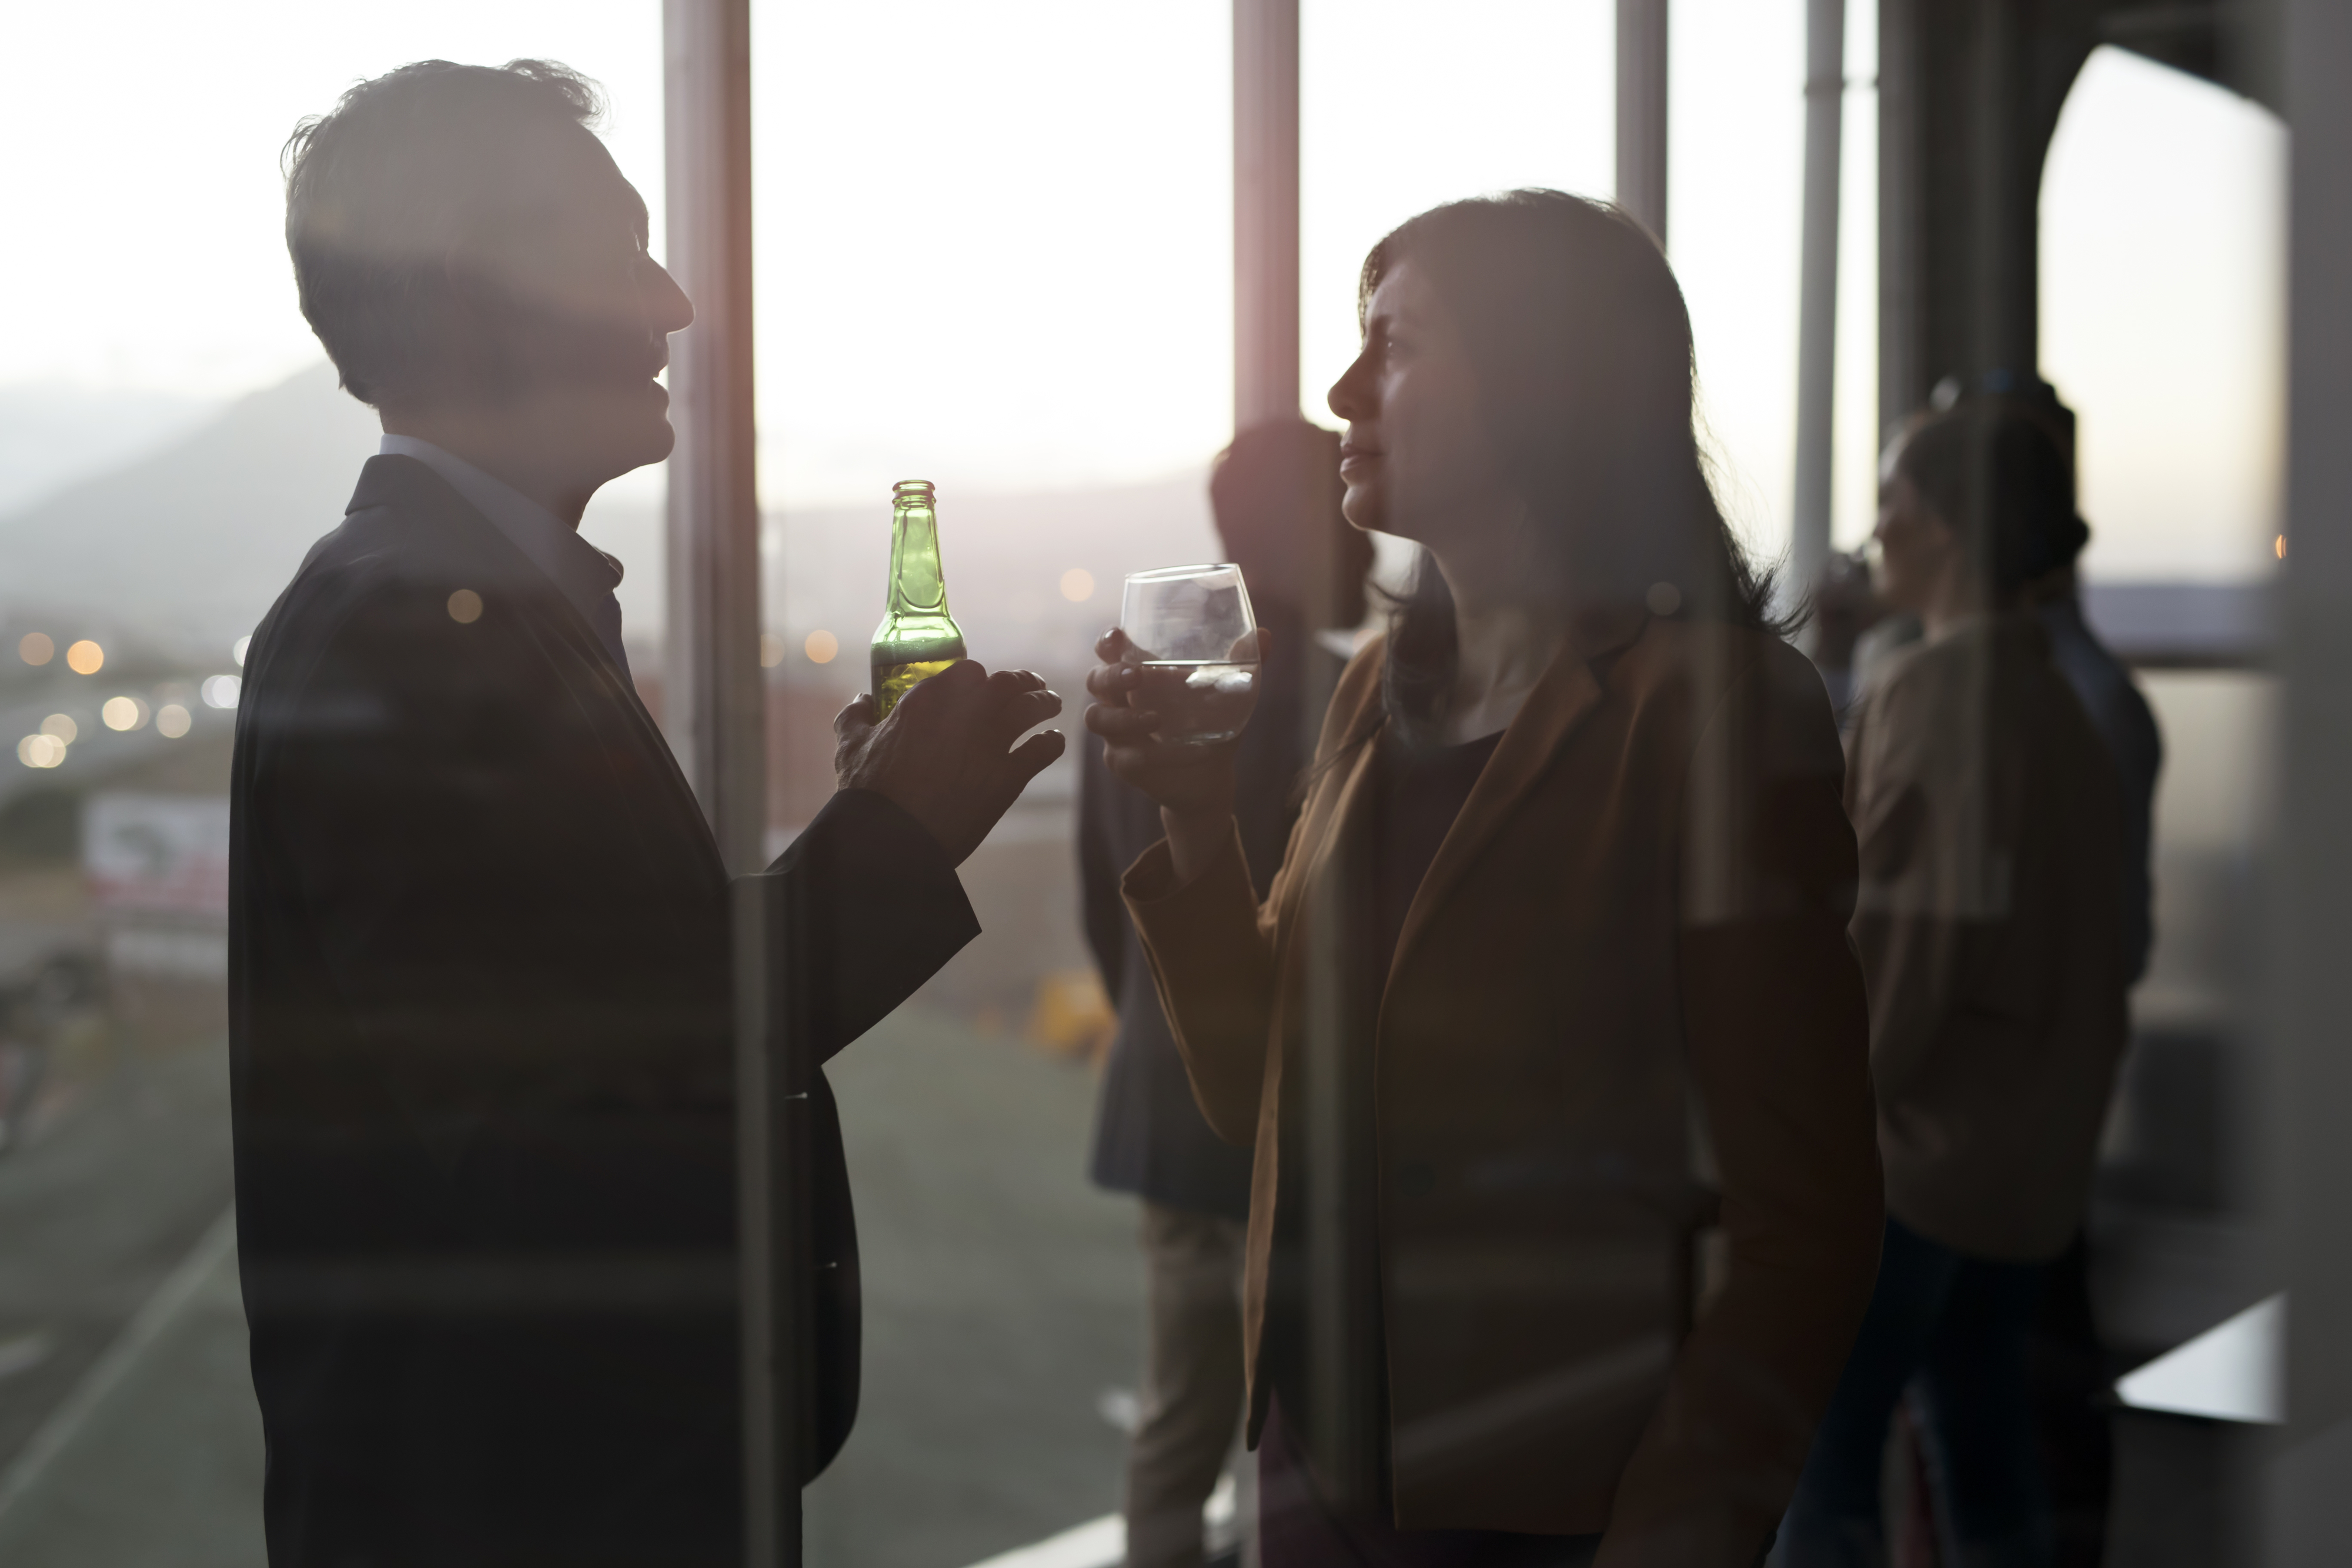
[0,995,1140,1568]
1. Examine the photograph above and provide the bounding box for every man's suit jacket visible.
[229,454,978,1566]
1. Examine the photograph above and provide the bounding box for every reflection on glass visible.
[0,12,2307,1567]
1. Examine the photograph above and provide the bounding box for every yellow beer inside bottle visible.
[870,480,967,719]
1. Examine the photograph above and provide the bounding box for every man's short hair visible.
[282,60,606,407]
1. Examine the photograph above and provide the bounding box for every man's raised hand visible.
[833,661,1065,867]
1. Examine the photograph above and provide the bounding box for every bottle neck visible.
[887,502,951,617]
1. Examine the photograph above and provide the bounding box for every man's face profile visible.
[437,117,691,483]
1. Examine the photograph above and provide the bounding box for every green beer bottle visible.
[870,479,967,719]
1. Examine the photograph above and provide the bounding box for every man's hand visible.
[834,661,1066,867]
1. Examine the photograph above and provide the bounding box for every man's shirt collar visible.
[377,434,630,674]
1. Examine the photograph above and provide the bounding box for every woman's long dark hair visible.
[1361,190,1785,734]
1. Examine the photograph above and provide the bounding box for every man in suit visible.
[1079,419,1369,1568]
[233,59,1063,1564]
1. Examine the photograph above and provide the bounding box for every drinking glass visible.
[1118,563,1262,745]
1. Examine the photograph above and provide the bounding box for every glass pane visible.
[0,7,2308,1567]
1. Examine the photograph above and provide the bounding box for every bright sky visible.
[0,1,2284,579]
[2043,46,2287,581]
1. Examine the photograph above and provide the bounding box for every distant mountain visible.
[0,363,379,651]
[0,360,1226,676]
[0,382,220,516]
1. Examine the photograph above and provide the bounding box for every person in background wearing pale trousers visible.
[1775,404,2130,1567]
[1080,419,1372,1568]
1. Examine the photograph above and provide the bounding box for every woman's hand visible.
[1084,627,1247,885]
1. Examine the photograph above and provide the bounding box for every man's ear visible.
[441,240,505,319]
[435,242,534,398]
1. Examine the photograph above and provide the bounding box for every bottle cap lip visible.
[892,479,937,502]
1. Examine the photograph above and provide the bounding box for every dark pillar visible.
[1791,0,1847,603]
[2269,0,2352,1556]
[665,6,792,1566]
[1877,0,2099,436]
[1616,0,1671,245]
[664,0,767,878]
[1234,0,1301,429]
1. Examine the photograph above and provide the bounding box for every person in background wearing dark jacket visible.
[235,61,1063,1566]
[1081,419,1372,1568]
[2023,479,2161,1568]
[2033,568,2161,986]
[1775,405,2129,1567]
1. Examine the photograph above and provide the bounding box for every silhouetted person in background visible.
[1776,405,2129,1567]
[2023,463,2161,1568]
[1089,191,1883,1566]
[234,61,1061,1565]
[1080,419,1372,1568]
[2032,564,2160,986]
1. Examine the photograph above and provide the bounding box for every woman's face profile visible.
[1872,467,1955,616]
[1326,259,1516,551]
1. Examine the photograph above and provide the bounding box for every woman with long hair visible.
[1085,190,1884,1565]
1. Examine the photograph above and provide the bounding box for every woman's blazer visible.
[1122,610,1883,1561]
